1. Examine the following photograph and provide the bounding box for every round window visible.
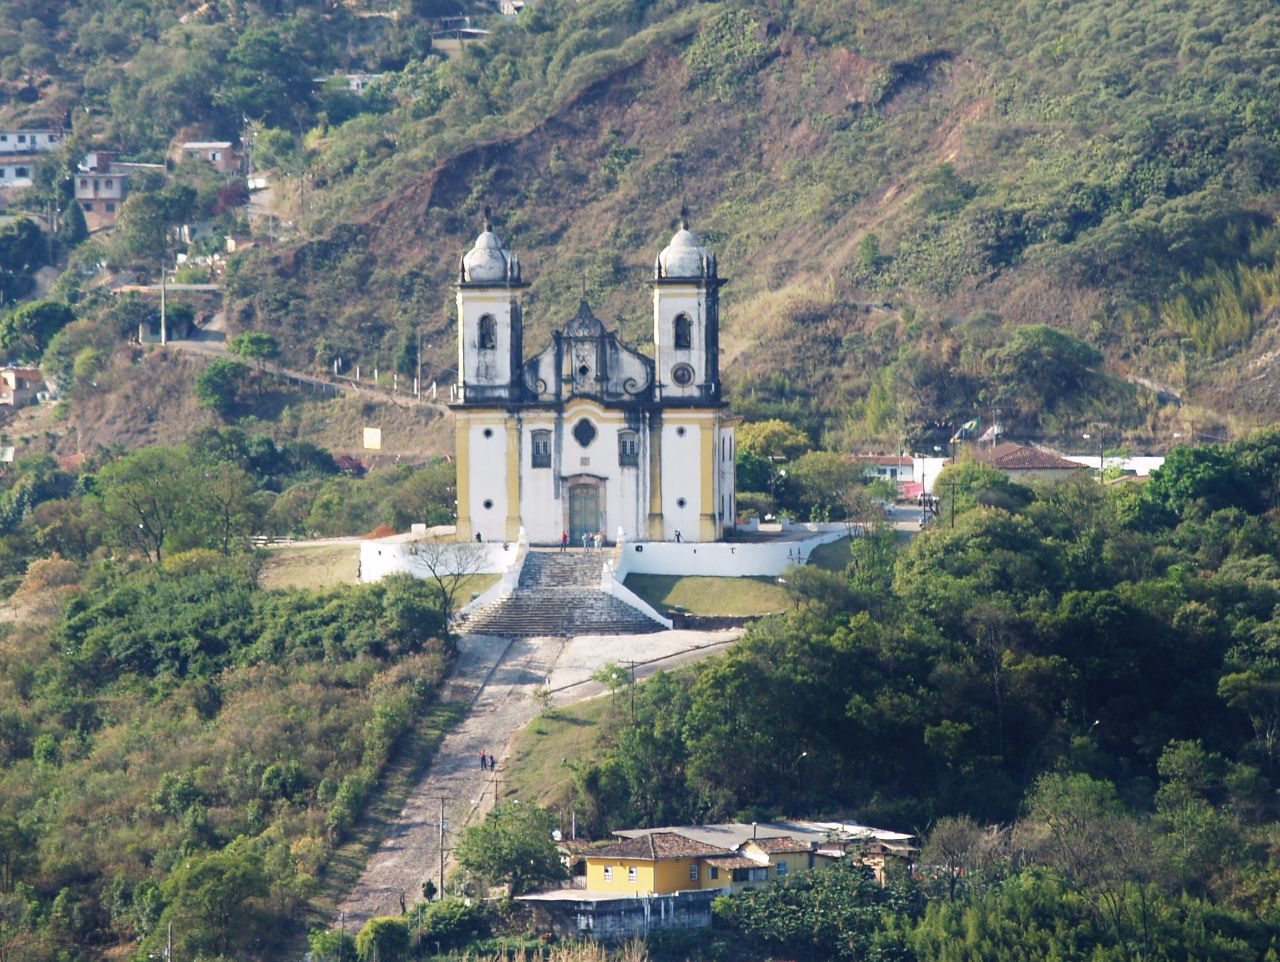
[676,426,687,437]
[676,497,687,508]
[573,418,597,447]
[578,364,590,378]
[671,363,695,386]
[483,428,494,438]
[483,499,494,509]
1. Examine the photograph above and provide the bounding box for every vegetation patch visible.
[624,574,788,617]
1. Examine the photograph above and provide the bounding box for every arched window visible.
[478,314,497,350]
[674,313,692,350]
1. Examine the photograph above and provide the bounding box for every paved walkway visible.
[338,626,741,926]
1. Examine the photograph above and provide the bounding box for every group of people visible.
[559,530,606,550]
[478,750,496,771]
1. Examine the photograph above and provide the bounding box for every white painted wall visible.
[660,421,702,540]
[466,419,510,543]
[359,535,521,582]
[653,282,707,399]
[457,290,516,393]
[615,525,847,578]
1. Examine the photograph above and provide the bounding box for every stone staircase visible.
[458,550,666,637]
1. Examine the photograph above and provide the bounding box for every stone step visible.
[459,585,664,638]
[518,550,609,589]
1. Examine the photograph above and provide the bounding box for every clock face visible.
[671,363,695,386]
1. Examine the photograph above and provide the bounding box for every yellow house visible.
[583,832,733,895]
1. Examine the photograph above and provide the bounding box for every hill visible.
[212,0,1280,449]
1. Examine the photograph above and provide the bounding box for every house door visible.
[568,484,600,546]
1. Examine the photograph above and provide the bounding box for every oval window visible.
[671,363,695,386]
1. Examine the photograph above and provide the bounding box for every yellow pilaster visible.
[647,415,664,540]
[505,417,521,540]
[455,417,472,541]
[699,414,717,541]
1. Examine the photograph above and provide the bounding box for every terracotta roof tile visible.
[746,836,812,854]
[702,855,761,869]
[590,832,733,860]
[975,442,1084,471]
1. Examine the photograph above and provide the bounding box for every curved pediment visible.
[521,300,654,404]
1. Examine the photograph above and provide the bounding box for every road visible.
[337,626,742,927]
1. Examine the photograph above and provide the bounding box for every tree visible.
[90,446,196,563]
[782,450,865,520]
[112,192,171,265]
[0,299,73,360]
[355,916,409,962]
[161,844,269,958]
[309,927,357,962]
[453,802,567,895]
[195,357,249,419]
[229,330,280,371]
[737,419,811,461]
[406,539,489,622]
[989,324,1101,415]
[56,201,88,249]
[921,815,985,901]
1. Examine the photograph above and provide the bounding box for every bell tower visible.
[652,204,721,403]
[456,210,526,403]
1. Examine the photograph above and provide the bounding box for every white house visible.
[450,210,737,546]
[0,129,60,154]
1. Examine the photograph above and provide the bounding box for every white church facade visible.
[450,212,737,546]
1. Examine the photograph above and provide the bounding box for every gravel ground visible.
[337,627,742,926]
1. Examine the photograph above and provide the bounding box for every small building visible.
[972,441,1088,482]
[499,0,527,14]
[0,129,61,154]
[74,152,130,230]
[855,454,915,485]
[177,141,238,173]
[0,368,45,406]
[0,157,37,188]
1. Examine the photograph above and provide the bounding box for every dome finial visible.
[679,199,689,230]
[482,205,493,231]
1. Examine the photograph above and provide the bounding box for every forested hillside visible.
[211,0,1280,447]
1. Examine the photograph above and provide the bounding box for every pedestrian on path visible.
[479,750,487,770]
[560,531,568,552]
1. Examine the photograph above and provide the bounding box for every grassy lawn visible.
[624,574,789,616]
[808,536,852,571]
[505,696,622,810]
[258,543,361,590]
[258,544,499,599]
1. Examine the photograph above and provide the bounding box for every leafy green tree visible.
[0,299,73,360]
[988,324,1101,415]
[56,201,88,249]
[161,842,269,958]
[229,330,279,370]
[737,419,811,461]
[309,926,357,962]
[89,446,196,562]
[453,802,566,895]
[195,357,249,419]
[781,450,865,520]
[112,192,172,265]
[355,916,409,962]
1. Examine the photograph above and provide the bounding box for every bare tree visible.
[406,539,490,623]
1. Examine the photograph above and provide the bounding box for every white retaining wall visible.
[360,527,524,583]
[614,523,848,579]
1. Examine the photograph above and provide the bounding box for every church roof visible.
[975,442,1085,471]
[655,205,717,280]
[460,211,521,284]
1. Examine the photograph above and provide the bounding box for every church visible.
[450,211,737,546]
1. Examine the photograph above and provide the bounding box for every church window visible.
[676,497,687,508]
[573,418,597,448]
[483,499,494,509]
[532,430,551,467]
[478,314,497,350]
[618,431,638,466]
[674,313,692,349]
[483,428,494,438]
[671,364,695,386]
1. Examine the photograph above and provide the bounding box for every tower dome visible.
[655,204,716,280]
[461,210,521,284]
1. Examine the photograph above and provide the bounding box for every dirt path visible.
[337,627,741,926]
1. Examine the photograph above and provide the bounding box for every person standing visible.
[479,750,487,770]
[560,531,568,552]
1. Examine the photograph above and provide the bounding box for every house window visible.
[83,202,94,212]
[105,202,115,212]
[16,135,25,143]
[79,178,87,188]
[618,430,638,466]
[689,864,699,881]
[531,430,551,468]
[14,167,27,178]
[105,179,113,188]
[603,867,612,882]
[732,867,769,883]
[627,867,637,883]
[478,314,496,349]
[210,151,220,161]
[93,179,100,190]
[674,313,692,349]
[776,861,788,876]
[709,867,719,880]
[0,135,8,142]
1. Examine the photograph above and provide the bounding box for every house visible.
[0,129,61,154]
[0,158,37,189]
[972,441,1089,482]
[499,0,527,14]
[527,820,915,939]
[74,152,130,230]
[854,454,915,485]
[176,141,238,173]
[0,368,45,406]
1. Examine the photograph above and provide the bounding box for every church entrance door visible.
[568,484,600,546]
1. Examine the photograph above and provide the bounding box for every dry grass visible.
[504,695,619,811]
[258,543,362,590]
[623,574,788,616]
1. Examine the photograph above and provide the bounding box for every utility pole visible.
[416,326,423,398]
[438,794,446,900]
[159,268,167,346]
[166,920,172,961]
[628,659,635,721]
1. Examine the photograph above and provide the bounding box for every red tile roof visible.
[701,855,761,869]
[590,832,733,860]
[975,442,1084,471]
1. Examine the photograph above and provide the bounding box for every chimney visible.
[752,822,757,839]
